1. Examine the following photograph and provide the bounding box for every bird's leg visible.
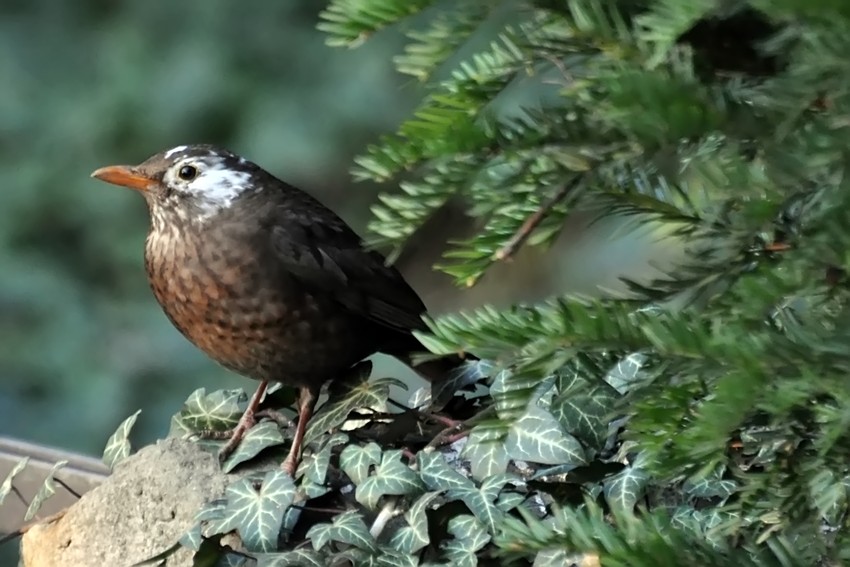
[281,385,319,476]
[218,380,269,462]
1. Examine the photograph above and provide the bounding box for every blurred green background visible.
[0,0,684,461]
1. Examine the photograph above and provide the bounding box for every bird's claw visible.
[217,412,258,463]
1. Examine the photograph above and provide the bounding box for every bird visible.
[91,144,457,474]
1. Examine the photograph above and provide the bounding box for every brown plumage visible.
[91,144,444,473]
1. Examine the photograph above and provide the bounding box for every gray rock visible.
[20,437,233,567]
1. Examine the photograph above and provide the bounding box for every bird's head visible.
[91,144,261,227]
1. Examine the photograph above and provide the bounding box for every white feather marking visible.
[164,145,188,159]
[154,152,255,224]
[189,167,252,209]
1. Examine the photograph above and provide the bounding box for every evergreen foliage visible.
[8,0,850,564]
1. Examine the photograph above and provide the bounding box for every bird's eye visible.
[177,165,198,181]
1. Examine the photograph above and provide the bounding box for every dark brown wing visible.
[263,190,428,335]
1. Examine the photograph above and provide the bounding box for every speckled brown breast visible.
[143,219,375,386]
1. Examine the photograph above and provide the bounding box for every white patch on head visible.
[161,154,253,222]
[163,145,188,159]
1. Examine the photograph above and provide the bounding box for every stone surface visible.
[20,437,232,567]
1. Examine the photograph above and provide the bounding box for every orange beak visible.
[90,165,156,193]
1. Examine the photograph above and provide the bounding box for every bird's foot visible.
[218,411,258,463]
[254,408,294,429]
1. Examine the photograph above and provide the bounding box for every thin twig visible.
[54,477,83,499]
[386,397,461,429]
[423,406,496,452]
[494,177,582,262]
[764,242,792,252]
[0,508,68,547]
[290,505,348,515]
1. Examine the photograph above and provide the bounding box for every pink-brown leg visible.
[219,380,269,462]
[281,386,319,476]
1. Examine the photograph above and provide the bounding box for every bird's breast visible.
[143,225,372,383]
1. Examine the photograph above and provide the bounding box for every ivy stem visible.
[386,397,462,429]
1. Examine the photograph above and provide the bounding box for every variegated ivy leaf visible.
[222,421,286,473]
[388,491,441,553]
[443,515,490,567]
[455,474,517,533]
[429,359,492,411]
[552,374,618,451]
[683,465,737,500]
[0,457,28,507]
[298,433,348,484]
[340,442,383,485]
[177,388,246,433]
[419,452,474,494]
[420,453,514,533]
[462,423,509,481]
[374,548,421,566]
[670,506,746,548]
[252,549,327,566]
[356,450,425,509]
[408,386,431,409]
[604,352,646,394]
[603,463,649,516]
[306,510,377,553]
[102,409,141,470]
[505,405,586,466]
[221,471,296,552]
[495,492,525,512]
[533,549,591,567]
[24,460,67,521]
[180,499,227,550]
[304,376,394,445]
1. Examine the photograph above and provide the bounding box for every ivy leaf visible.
[684,467,737,499]
[298,433,348,484]
[191,534,247,567]
[505,406,586,466]
[552,377,617,451]
[306,510,377,553]
[340,442,383,485]
[534,549,584,567]
[419,452,475,493]
[604,464,649,516]
[251,549,327,566]
[304,378,392,444]
[222,471,296,552]
[454,474,515,533]
[357,450,425,509]
[373,548,421,566]
[408,387,431,409]
[388,491,441,553]
[24,460,68,521]
[442,515,490,566]
[222,421,286,473]
[462,423,509,481]
[180,500,227,550]
[604,353,646,394]
[495,492,525,512]
[178,388,245,433]
[0,457,28,507]
[430,359,492,410]
[102,409,141,470]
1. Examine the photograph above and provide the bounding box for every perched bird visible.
[91,144,450,474]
